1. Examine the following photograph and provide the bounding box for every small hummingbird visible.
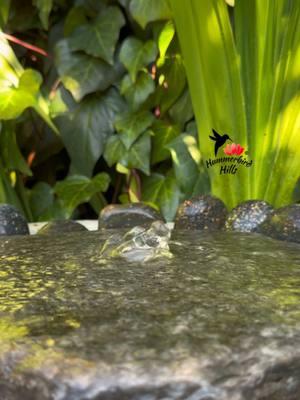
[209,129,232,157]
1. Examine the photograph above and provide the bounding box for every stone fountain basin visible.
[0,229,299,400]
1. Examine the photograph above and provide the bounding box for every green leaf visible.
[169,89,194,129]
[64,6,88,36]
[55,39,124,101]
[156,54,186,114]
[69,6,125,65]
[119,37,157,82]
[151,120,180,164]
[167,134,201,196]
[142,172,182,221]
[0,69,42,120]
[123,131,151,175]
[157,20,175,67]
[56,88,126,177]
[33,0,53,29]
[130,0,172,29]
[0,123,32,176]
[55,173,110,216]
[105,132,151,175]
[0,0,10,27]
[104,135,125,167]
[115,110,154,149]
[121,72,155,110]
[29,182,67,222]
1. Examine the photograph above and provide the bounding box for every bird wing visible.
[209,135,217,141]
[212,129,222,139]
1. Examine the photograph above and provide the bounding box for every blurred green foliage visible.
[0,0,210,222]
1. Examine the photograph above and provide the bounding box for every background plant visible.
[171,0,300,209]
[0,0,210,222]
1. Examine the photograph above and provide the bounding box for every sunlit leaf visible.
[130,0,172,29]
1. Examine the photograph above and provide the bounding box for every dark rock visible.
[99,203,164,229]
[0,203,29,236]
[258,204,300,243]
[38,220,87,235]
[174,195,227,230]
[225,200,273,232]
[0,231,300,399]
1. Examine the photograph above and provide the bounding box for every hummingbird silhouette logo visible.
[209,129,232,157]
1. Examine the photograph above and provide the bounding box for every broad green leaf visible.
[64,6,88,36]
[55,39,124,101]
[104,135,125,166]
[0,0,10,27]
[130,0,172,29]
[167,134,201,196]
[119,37,157,82]
[33,0,53,29]
[0,123,32,176]
[0,33,23,75]
[115,110,154,149]
[55,173,110,216]
[69,6,125,64]
[56,88,126,177]
[142,172,182,221]
[151,120,180,164]
[169,89,194,129]
[104,132,151,175]
[29,182,67,221]
[157,20,175,67]
[121,72,155,110]
[0,69,42,120]
[156,54,186,114]
[123,131,151,175]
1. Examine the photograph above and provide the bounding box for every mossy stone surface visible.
[174,195,227,230]
[258,204,300,243]
[0,231,299,399]
[99,203,164,229]
[225,200,273,233]
[38,220,87,235]
[0,204,29,236]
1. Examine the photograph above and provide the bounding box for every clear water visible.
[0,230,299,399]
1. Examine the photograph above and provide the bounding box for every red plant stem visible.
[2,32,49,57]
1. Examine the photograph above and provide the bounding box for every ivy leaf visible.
[104,132,151,175]
[142,173,182,221]
[130,0,171,29]
[169,89,194,129]
[0,123,32,176]
[115,110,154,149]
[0,69,42,120]
[151,120,180,164]
[156,54,186,114]
[64,6,88,36]
[0,0,10,27]
[56,88,126,177]
[55,39,124,101]
[157,20,175,67]
[33,0,53,29]
[123,131,151,175]
[167,134,201,196]
[121,72,155,110]
[119,37,157,82]
[69,6,125,65]
[55,173,110,216]
[29,182,67,221]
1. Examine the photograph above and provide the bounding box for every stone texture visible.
[225,200,273,233]
[174,195,227,230]
[38,220,88,235]
[99,203,164,229]
[0,204,29,236]
[258,204,300,243]
[0,230,299,399]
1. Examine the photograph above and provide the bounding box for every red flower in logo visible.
[224,143,245,156]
